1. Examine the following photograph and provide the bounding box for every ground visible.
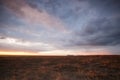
[0,55,120,80]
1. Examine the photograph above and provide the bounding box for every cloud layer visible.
[0,0,120,55]
[1,0,66,30]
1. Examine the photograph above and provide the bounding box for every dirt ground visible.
[0,55,120,80]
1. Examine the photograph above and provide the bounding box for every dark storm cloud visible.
[90,0,120,11]
[73,17,120,46]
[58,0,120,48]
[88,0,120,17]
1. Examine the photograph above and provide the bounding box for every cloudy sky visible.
[0,0,120,55]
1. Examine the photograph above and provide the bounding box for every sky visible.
[0,0,120,55]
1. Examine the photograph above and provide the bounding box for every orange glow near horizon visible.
[0,51,38,56]
[0,50,111,56]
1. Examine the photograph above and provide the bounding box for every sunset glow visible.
[0,51,37,56]
[0,50,110,56]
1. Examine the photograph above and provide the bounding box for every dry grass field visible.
[0,55,120,80]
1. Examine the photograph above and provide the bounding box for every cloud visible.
[0,0,120,55]
[0,36,6,39]
[80,17,120,46]
[52,15,120,54]
[0,36,55,52]
[60,15,120,48]
[2,0,66,31]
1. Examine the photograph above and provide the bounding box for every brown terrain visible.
[0,55,120,80]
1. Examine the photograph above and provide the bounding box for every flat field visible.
[0,55,120,80]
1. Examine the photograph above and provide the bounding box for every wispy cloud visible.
[2,0,66,31]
